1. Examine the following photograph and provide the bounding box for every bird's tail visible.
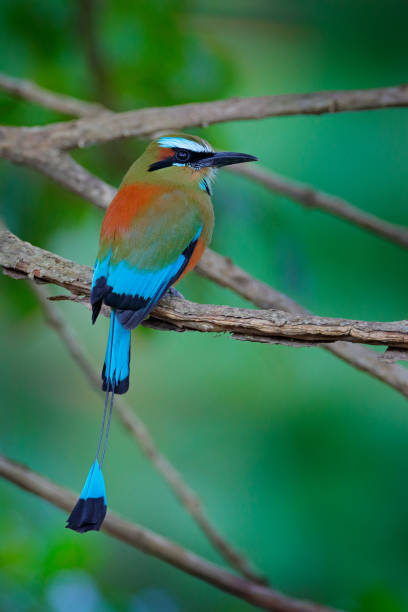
[66,311,130,533]
[66,459,107,533]
[102,311,131,395]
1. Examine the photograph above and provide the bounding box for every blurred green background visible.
[1,1,408,610]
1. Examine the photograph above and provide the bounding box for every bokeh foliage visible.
[1,1,408,611]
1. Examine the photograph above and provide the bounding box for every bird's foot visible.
[166,286,185,300]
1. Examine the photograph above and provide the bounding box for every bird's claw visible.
[167,286,185,299]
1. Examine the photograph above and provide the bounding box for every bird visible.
[66,133,257,533]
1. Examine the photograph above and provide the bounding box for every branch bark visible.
[2,228,408,349]
[1,84,407,153]
[0,454,340,612]
[5,211,405,396]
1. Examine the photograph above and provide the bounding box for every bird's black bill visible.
[149,149,258,172]
[198,151,258,168]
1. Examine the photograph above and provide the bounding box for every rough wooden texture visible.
[2,228,408,349]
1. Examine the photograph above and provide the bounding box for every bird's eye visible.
[175,150,190,163]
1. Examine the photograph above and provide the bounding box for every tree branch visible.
[1,84,407,152]
[31,282,266,584]
[0,72,106,117]
[230,164,408,250]
[2,75,408,396]
[1,74,406,607]
[2,72,408,247]
[5,211,405,397]
[0,454,340,612]
[2,227,408,350]
[152,300,408,348]
[2,147,408,398]
[3,73,408,253]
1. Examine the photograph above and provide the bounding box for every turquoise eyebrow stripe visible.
[157,136,210,152]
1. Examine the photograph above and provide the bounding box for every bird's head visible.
[122,133,257,195]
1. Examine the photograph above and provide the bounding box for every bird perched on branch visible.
[66,133,257,533]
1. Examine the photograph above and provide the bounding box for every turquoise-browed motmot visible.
[66,134,257,532]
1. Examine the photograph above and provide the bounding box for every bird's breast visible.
[101,183,213,244]
[100,183,166,241]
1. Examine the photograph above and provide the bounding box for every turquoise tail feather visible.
[66,311,128,532]
[66,460,107,533]
[102,311,131,394]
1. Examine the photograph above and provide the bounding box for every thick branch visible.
[152,299,408,348]
[31,282,265,584]
[0,72,106,117]
[0,454,339,612]
[1,84,407,152]
[2,228,408,349]
[231,164,408,250]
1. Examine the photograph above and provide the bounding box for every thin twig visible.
[1,72,407,132]
[1,84,408,153]
[2,74,408,253]
[0,454,341,612]
[0,73,106,117]
[231,164,408,250]
[3,73,408,256]
[30,282,266,584]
